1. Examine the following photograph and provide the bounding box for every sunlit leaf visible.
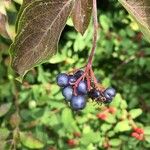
[114,120,131,132]
[129,108,142,119]
[71,0,92,35]
[20,132,44,149]
[10,0,75,78]
[119,0,150,43]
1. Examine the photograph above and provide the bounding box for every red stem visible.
[87,0,98,67]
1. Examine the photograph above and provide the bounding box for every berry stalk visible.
[87,0,98,67]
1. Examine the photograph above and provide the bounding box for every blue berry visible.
[62,86,73,101]
[70,95,86,110]
[103,87,116,103]
[77,80,87,94]
[56,73,69,87]
[74,70,84,79]
[68,75,77,85]
[89,89,100,99]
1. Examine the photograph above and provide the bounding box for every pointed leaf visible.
[10,0,75,77]
[119,0,150,43]
[129,108,142,119]
[114,120,131,132]
[71,0,92,35]
[20,132,44,149]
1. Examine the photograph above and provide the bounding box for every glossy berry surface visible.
[62,86,73,101]
[88,89,100,99]
[56,73,69,87]
[104,87,116,99]
[103,87,116,103]
[74,70,84,79]
[77,80,87,94]
[70,95,86,110]
[68,75,77,85]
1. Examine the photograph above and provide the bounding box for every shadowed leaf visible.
[71,0,92,35]
[119,0,150,43]
[15,0,35,32]
[0,103,11,117]
[0,1,10,39]
[10,0,75,78]
[0,12,9,38]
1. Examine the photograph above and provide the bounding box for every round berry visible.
[104,87,116,99]
[89,89,100,99]
[74,70,84,79]
[103,87,116,103]
[77,80,87,94]
[62,86,73,101]
[68,75,77,85]
[70,95,86,110]
[56,73,69,87]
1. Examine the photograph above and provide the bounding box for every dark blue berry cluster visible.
[56,70,116,111]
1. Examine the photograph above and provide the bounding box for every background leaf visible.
[71,0,92,35]
[20,132,45,149]
[0,103,11,117]
[129,108,142,119]
[10,0,75,77]
[0,1,10,39]
[119,0,150,43]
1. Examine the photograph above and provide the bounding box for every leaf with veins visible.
[119,0,150,43]
[71,0,93,35]
[10,0,75,78]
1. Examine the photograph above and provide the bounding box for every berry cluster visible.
[56,69,116,111]
[131,128,144,141]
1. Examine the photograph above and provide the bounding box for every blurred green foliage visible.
[0,0,150,150]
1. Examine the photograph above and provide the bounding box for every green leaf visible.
[100,15,112,33]
[110,93,122,108]
[119,0,150,43]
[114,120,131,132]
[101,123,112,132]
[81,126,101,145]
[0,102,11,117]
[20,132,44,149]
[71,0,92,35]
[144,126,150,135]
[0,128,10,140]
[145,135,150,143]
[10,0,75,78]
[105,113,117,124]
[13,0,23,5]
[120,100,127,109]
[129,108,142,119]
[109,138,122,147]
[61,108,79,132]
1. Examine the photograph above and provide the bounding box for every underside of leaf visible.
[10,0,75,77]
[119,0,150,43]
[71,0,93,35]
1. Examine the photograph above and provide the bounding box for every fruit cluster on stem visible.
[56,71,116,111]
[56,0,116,110]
